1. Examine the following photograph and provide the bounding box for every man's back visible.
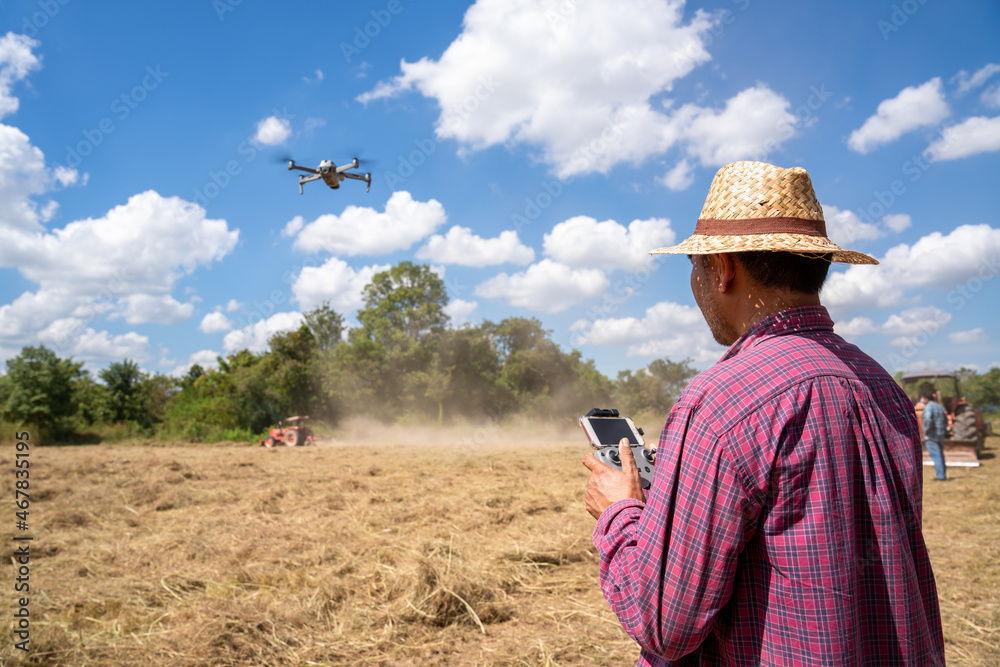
[593,306,944,665]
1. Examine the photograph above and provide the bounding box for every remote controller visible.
[580,408,656,490]
[593,443,656,490]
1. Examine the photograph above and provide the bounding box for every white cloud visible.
[2,290,71,337]
[52,165,80,187]
[304,117,327,132]
[291,191,446,255]
[571,300,724,363]
[225,299,242,312]
[416,226,534,267]
[303,69,324,84]
[543,216,675,271]
[1,190,238,296]
[169,349,221,377]
[253,115,292,146]
[882,213,912,233]
[831,309,959,350]
[0,190,238,354]
[0,35,83,236]
[954,63,1000,94]
[475,259,608,313]
[675,85,797,166]
[0,130,83,235]
[847,78,950,153]
[291,258,389,312]
[0,37,241,367]
[982,84,1000,109]
[37,318,152,366]
[118,294,194,325]
[199,311,233,333]
[823,205,882,245]
[281,216,304,238]
[660,159,694,191]
[0,124,48,232]
[223,311,304,354]
[39,200,58,222]
[823,224,1000,311]
[834,316,878,341]
[359,0,797,178]
[949,328,988,345]
[882,307,952,347]
[74,328,151,364]
[0,33,41,119]
[821,206,909,245]
[445,298,478,326]
[925,116,1000,161]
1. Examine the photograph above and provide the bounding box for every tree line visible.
[6,261,998,444]
[0,262,700,443]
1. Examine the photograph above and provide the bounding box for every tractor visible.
[260,416,315,447]
[901,371,991,467]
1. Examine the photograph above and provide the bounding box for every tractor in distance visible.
[901,371,992,467]
[260,416,316,447]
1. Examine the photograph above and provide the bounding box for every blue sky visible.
[1,0,998,380]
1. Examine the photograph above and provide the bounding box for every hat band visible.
[694,217,827,237]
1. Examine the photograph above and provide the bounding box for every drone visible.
[287,158,371,194]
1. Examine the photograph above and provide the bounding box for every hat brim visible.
[650,232,878,265]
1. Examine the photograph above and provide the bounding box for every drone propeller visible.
[340,147,378,168]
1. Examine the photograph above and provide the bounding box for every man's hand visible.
[583,437,646,519]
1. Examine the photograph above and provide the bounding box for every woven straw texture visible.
[651,161,878,265]
[699,161,823,221]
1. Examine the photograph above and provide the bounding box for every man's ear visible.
[713,253,738,293]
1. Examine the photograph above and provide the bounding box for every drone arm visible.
[289,164,319,174]
[297,173,322,194]
[341,171,373,192]
[335,158,360,173]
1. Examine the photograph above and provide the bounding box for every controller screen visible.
[588,418,639,445]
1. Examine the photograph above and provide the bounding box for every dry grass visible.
[0,428,997,666]
[922,437,1000,666]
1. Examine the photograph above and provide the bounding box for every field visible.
[1,426,998,666]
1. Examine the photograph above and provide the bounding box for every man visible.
[921,387,948,481]
[583,161,944,665]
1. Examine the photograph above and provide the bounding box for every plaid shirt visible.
[593,306,944,666]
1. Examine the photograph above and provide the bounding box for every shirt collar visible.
[720,305,835,362]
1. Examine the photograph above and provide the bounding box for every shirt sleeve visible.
[592,404,754,661]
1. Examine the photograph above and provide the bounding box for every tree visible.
[263,325,317,417]
[435,326,511,418]
[484,317,548,367]
[138,374,179,429]
[73,372,114,425]
[303,301,345,351]
[100,359,145,423]
[962,367,1000,411]
[356,261,449,343]
[406,352,452,423]
[613,357,698,417]
[480,317,614,417]
[181,364,205,390]
[2,346,83,441]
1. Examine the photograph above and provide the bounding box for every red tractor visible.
[260,416,316,447]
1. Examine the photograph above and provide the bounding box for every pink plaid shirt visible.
[594,306,944,666]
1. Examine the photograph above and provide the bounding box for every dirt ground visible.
[0,427,997,666]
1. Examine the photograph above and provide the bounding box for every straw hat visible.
[650,161,878,265]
